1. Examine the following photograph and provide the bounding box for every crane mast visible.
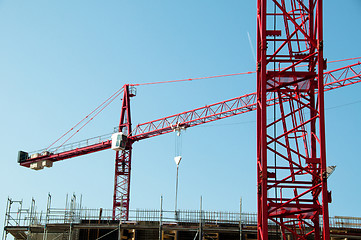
[257,0,329,239]
[113,84,135,220]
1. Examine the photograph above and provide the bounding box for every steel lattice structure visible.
[113,85,134,220]
[257,0,330,239]
[19,61,361,222]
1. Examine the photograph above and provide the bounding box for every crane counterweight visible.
[29,160,53,170]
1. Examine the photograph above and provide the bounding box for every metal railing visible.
[29,125,127,156]
[329,216,361,229]
[29,133,113,155]
[130,209,246,224]
[4,207,360,229]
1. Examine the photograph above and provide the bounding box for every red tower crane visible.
[18,61,361,222]
[256,0,331,238]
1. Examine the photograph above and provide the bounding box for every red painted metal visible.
[324,62,361,91]
[112,84,134,220]
[257,0,331,239]
[130,92,257,141]
[20,141,111,168]
[19,62,361,222]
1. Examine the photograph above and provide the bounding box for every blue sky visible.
[0,0,361,229]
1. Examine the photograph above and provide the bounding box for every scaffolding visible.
[3,195,361,240]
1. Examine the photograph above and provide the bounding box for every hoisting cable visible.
[47,87,124,152]
[174,125,184,218]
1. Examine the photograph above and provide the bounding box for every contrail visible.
[247,32,257,64]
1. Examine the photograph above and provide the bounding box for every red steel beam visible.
[20,141,111,167]
[130,92,257,141]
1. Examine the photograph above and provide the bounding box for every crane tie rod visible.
[131,57,361,86]
[46,87,125,152]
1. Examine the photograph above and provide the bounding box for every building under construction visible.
[3,195,361,240]
[9,0,361,239]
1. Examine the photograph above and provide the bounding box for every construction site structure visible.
[10,0,361,237]
[17,61,361,224]
[3,196,361,240]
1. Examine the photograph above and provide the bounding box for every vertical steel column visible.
[317,1,330,237]
[256,0,330,239]
[240,197,243,240]
[113,84,134,220]
[257,0,269,238]
[199,196,203,240]
[159,196,163,240]
[2,198,11,240]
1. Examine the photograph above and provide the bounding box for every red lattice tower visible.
[113,85,135,220]
[257,0,330,239]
